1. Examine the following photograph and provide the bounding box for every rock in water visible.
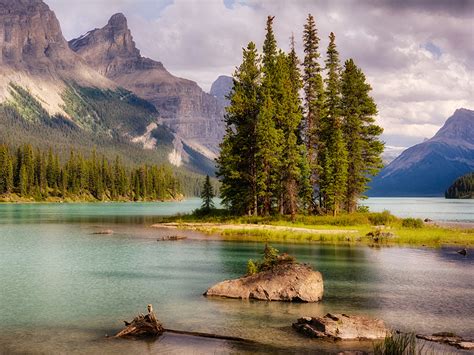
[293,313,389,340]
[115,304,164,338]
[204,263,323,302]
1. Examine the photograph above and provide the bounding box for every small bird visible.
[457,248,467,256]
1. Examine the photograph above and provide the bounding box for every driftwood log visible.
[115,304,254,343]
[115,304,164,338]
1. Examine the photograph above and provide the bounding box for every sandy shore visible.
[152,222,357,235]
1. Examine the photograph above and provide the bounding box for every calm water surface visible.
[0,200,473,354]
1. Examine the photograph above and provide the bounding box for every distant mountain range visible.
[0,0,227,176]
[369,108,474,197]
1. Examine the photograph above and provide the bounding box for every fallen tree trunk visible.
[115,304,164,338]
[115,304,255,343]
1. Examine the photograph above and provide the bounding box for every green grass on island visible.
[158,210,474,247]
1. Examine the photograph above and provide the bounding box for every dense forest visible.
[217,15,384,217]
[445,172,474,199]
[0,144,182,201]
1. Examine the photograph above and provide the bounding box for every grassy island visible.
[156,210,474,247]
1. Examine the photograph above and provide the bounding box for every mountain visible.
[69,13,225,159]
[0,0,215,177]
[369,108,474,197]
[210,75,233,107]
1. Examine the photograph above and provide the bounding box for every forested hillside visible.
[445,172,474,199]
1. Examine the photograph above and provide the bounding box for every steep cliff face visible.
[69,13,225,156]
[369,108,474,196]
[0,0,114,114]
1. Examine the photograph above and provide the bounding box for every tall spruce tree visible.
[200,175,215,212]
[302,14,325,211]
[216,42,261,215]
[319,32,348,216]
[277,38,307,217]
[341,59,384,212]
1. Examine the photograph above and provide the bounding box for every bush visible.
[357,205,370,213]
[368,210,396,226]
[245,244,296,275]
[246,259,258,276]
[402,218,423,228]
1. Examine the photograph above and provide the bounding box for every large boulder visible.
[293,313,389,340]
[204,263,323,302]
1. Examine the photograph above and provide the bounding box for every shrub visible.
[368,210,396,226]
[357,205,370,213]
[246,244,296,275]
[402,218,423,229]
[246,259,259,276]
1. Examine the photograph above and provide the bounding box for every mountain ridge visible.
[69,13,225,157]
[369,108,474,196]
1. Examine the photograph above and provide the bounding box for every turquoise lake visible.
[0,198,472,354]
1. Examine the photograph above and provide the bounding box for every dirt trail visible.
[152,222,357,235]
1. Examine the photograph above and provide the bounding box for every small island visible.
[445,172,474,199]
[205,245,324,302]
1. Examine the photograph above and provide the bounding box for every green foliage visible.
[341,59,384,212]
[367,210,397,226]
[373,332,418,355]
[217,15,383,218]
[0,144,181,201]
[445,172,474,199]
[246,259,258,276]
[402,218,424,229]
[200,175,215,212]
[246,244,296,275]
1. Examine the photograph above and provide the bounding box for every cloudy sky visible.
[48,0,473,149]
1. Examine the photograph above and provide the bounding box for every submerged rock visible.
[293,313,389,340]
[92,229,114,235]
[204,263,323,302]
[157,235,187,241]
[417,332,474,350]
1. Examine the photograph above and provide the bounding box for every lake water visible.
[0,199,473,354]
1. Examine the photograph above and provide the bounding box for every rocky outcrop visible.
[204,263,323,302]
[70,14,226,155]
[293,313,389,340]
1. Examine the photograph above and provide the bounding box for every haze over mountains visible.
[369,108,474,197]
[0,0,227,177]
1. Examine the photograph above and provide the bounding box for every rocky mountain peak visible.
[433,108,474,144]
[69,13,165,77]
[108,12,128,30]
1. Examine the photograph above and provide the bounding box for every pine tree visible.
[200,175,215,212]
[216,42,261,215]
[302,14,325,211]
[277,38,306,217]
[341,59,384,212]
[319,32,348,216]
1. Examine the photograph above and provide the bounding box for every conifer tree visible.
[341,59,384,212]
[200,175,215,212]
[319,32,348,216]
[216,42,261,215]
[302,14,325,211]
